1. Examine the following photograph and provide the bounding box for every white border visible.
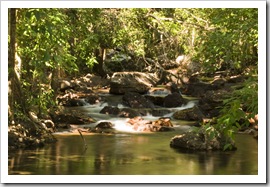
[1,0,266,184]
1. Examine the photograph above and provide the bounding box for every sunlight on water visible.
[79,100,198,132]
[112,119,138,133]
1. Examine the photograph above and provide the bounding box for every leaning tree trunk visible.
[8,8,24,123]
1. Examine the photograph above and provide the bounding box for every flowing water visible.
[8,91,258,175]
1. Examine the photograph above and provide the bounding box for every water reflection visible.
[8,133,257,175]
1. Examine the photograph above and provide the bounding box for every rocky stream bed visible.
[8,72,258,152]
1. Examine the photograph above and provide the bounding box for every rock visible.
[49,109,96,125]
[77,74,110,88]
[59,80,74,92]
[126,117,152,132]
[57,91,102,106]
[118,108,141,118]
[104,51,136,73]
[40,119,55,132]
[126,117,174,132]
[147,87,171,95]
[52,114,84,124]
[182,76,234,98]
[183,81,212,97]
[84,94,102,104]
[57,123,70,129]
[95,121,114,129]
[64,98,86,106]
[178,58,201,75]
[90,122,115,133]
[176,55,185,64]
[173,105,205,121]
[188,75,200,83]
[163,92,187,108]
[198,89,230,118]
[100,106,121,115]
[154,117,173,127]
[211,78,227,89]
[109,72,158,94]
[170,127,237,151]
[227,75,246,83]
[126,116,145,126]
[122,92,155,109]
[151,109,172,117]
[8,120,56,150]
[150,118,174,132]
[144,95,164,107]
[170,83,180,94]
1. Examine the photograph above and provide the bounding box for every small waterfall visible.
[164,100,197,118]
[176,100,197,110]
[58,92,199,134]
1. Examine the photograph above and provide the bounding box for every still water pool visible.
[8,132,257,175]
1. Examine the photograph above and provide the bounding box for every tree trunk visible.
[93,48,106,77]
[8,8,24,122]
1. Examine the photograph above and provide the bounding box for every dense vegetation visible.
[8,8,258,150]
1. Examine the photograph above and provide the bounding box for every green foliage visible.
[17,8,258,78]
[192,123,236,151]
[16,8,79,115]
[218,75,258,125]
[12,8,258,128]
[85,56,98,70]
[26,86,55,115]
[193,8,258,74]
[193,73,258,151]
[215,75,258,150]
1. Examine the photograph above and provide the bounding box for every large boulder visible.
[100,106,121,115]
[182,81,213,97]
[163,92,187,108]
[109,72,158,94]
[198,89,230,118]
[170,127,237,151]
[144,95,165,107]
[49,108,96,125]
[77,74,110,89]
[122,92,155,109]
[173,105,205,121]
[182,76,231,98]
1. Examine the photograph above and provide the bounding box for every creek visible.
[8,91,258,175]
